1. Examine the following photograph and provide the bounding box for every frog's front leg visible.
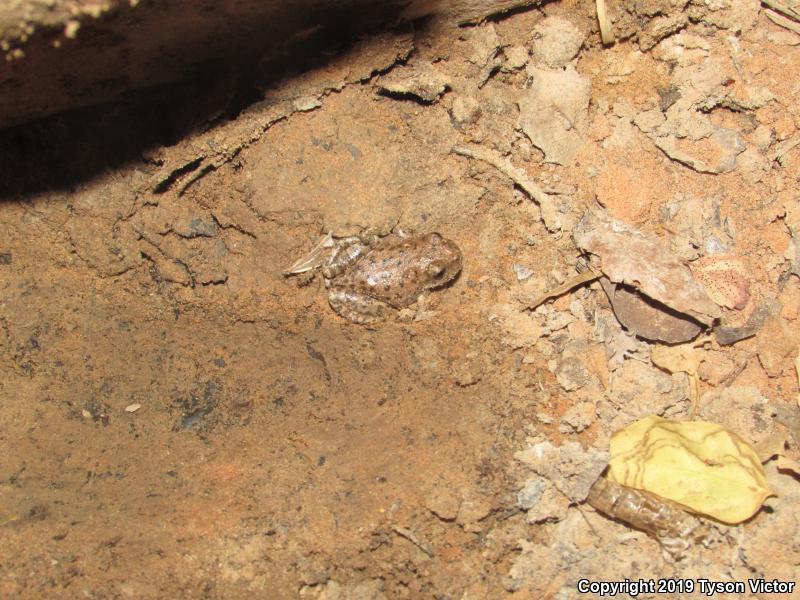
[393,227,414,238]
[327,288,394,324]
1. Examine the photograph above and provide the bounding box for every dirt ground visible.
[1,0,800,598]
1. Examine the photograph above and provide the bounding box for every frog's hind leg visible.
[328,289,392,324]
[283,233,335,275]
[322,237,367,279]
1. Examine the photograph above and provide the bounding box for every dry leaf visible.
[574,210,721,326]
[608,415,773,524]
[600,278,703,343]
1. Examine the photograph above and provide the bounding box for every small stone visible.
[524,485,569,523]
[502,45,529,70]
[518,66,591,165]
[292,96,322,112]
[697,0,759,32]
[512,264,534,281]
[596,163,654,223]
[425,488,460,521]
[515,441,609,502]
[554,356,590,391]
[457,496,492,527]
[752,125,775,151]
[699,386,777,455]
[517,477,547,510]
[530,17,585,68]
[658,85,682,112]
[633,109,665,134]
[451,96,481,126]
[378,64,450,103]
[64,20,80,39]
[171,214,219,239]
[125,403,141,413]
[638,14,688,51]
[653,126,746,174]
[607,359,687,423]
[697,352,737,385]
[559,401,597,434]
[544,310,574,333]
[704,235,728,255]
[452,358,481,386]
[767,30,800,46]
[757,316,798,377]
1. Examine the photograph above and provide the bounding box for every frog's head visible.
[421,233,463,289]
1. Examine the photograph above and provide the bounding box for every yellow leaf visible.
[607,415,773,524]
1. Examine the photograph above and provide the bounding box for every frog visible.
[285,231,463,324]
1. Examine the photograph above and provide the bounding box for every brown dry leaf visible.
[600,278,703,343]
[714,301,774,346]
[574,210,722,327]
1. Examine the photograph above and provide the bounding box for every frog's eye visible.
[427,263,446,279]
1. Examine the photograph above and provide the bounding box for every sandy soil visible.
[1,0,799,598]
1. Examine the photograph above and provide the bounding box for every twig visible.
[523,269,601,310]
[763,0,800,33]
[762,0,800,21]
[452,145,561,232]
[393,526,435,557]
[596,0,615,45]
[773,134,800,164]
[766,10,800,32]
[795,351,800,408]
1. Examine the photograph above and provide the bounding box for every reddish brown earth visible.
[1,0,799,598]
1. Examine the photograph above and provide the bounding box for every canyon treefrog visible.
[323,232,462,323]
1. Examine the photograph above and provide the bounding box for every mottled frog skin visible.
[323,232,462,324]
